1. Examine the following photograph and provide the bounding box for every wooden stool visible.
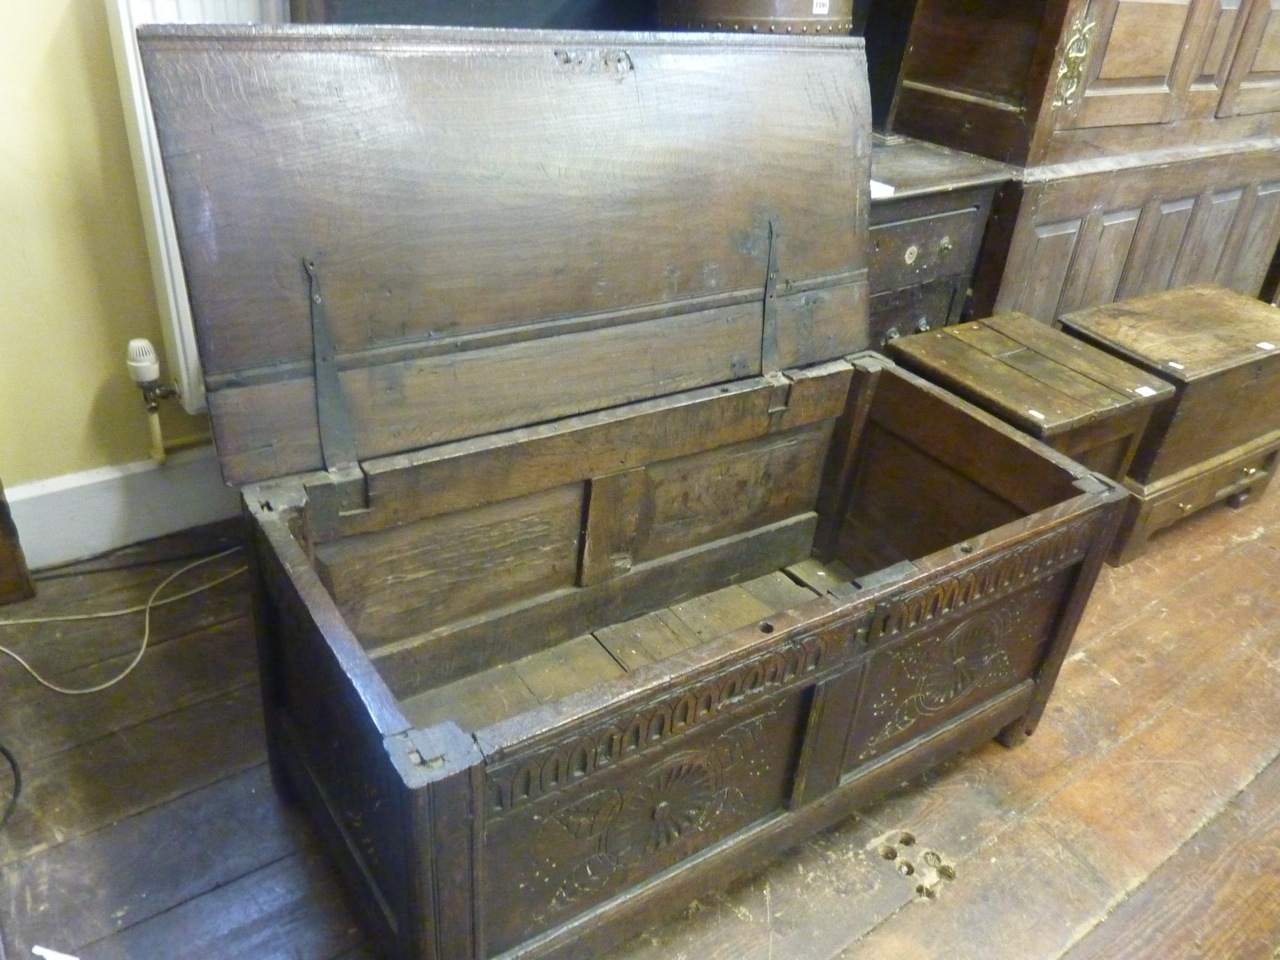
[1059,285,1280,565]
[886,311,1173,482]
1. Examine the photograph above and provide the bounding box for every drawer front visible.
[869,204,984,295]
[1146,444,1280,530]
[868,277,964,348]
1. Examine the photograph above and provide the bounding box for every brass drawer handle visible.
[938,236,953,256]
[1241,466,1260,479]
[1177,502,1195,514]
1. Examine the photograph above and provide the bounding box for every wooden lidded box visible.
[1059,285,1280,563]
[887,312,1174,481]
[141,25,1124,959]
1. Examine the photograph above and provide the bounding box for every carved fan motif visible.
[859,595,1035,760]
[546,709,773,910]
[604,752,720,861]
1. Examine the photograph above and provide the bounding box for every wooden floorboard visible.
[1062,753,1280,960]
[0,494,1277,958]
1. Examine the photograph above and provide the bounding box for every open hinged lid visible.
[139,24,872,486]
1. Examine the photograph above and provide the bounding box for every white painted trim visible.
[7,448,241,570]
[105,0,291,415]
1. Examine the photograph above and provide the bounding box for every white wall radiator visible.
[106,0,291,415]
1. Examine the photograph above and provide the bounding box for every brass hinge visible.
[1053,14,1096,109]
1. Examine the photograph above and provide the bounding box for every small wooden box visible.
[141,25,1123,959]
[887,312,1174,481]
[1059,286,1280,564]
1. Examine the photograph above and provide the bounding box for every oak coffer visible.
[140,25,1124,960]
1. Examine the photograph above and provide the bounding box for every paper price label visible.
[1134,386,1157,398]
[1259,342,1276,351]
[813,0,830,13]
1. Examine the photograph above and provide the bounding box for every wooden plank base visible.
[1,491,1279,957]
[399,571,833,732]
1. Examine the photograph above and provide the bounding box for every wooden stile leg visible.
[0,477,34,605]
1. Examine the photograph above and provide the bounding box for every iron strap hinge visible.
[305,257,360,473]
[762,219,782,373]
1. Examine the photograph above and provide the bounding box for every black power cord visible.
[0,743,17,831]
[0,743,17,958]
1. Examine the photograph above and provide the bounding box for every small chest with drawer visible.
[1059,285,1280,564]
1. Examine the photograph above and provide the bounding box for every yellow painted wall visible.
[0,0,206,487]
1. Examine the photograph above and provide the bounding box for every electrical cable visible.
[30,530,242,581]
[0,546,245,960]
[0,743,17,831]
[0,547,246,696]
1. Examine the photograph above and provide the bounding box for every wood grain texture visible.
[140,25,871,485]
[889,0,1280,165]
[315,482,584,645]
[0,766,305,957]
[333,364,852,540]
[368,513,821,697]
[1062,754,1280,960]
[603,479,1280,960]
[5,486,1278,959]
[887,313,1171,479]
[1060,285,1280,487]
[0,477,33,605]
[994,152,1280,320]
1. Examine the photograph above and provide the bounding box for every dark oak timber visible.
[135,23,1123,960]
[1059,285,1280,562]
[0,477,33,606]
[888,312,1174,480]
[2,473,1278,959]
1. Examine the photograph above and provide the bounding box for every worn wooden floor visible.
[1,483,1278,959]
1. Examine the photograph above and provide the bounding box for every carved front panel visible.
[846,572,1071,770]
[480,688,809,953]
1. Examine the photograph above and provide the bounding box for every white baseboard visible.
[7,447,241,570]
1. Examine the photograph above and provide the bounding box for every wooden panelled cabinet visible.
[890,0,1280,167]
[142,25,1124,960]
[868,137,1010,345]
[989,145,1280,320]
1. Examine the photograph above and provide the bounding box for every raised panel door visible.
[1058,208,1143,313]
[1220,180,1280,290]
[1118,196,1199,298]
[992,149,1280,319]
[1218,0,1280,115]
[1060,0,1202,128]
[1173,187,1245,284]
[1182,0,1250,116]
[994,214,1086,320]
